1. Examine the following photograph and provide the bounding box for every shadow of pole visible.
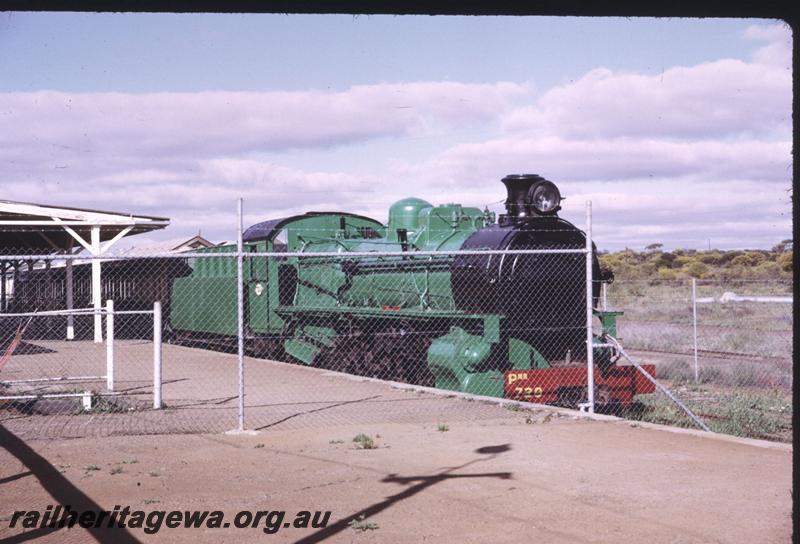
[293,444,513,544]
[0,424,142,544]
[254,395,383,431]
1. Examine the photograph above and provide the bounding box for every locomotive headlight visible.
[529,181,562,214]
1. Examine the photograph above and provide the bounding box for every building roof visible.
[116,235,217,257]
[0,200,169,253]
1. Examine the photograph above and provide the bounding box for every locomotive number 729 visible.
[513,386,544,400]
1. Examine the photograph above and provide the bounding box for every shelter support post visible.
[91,226,102,343]
[12,264,19,306]
[1,261,6,312]
[66,257,74,340]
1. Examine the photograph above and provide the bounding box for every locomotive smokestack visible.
[501,174,545,218]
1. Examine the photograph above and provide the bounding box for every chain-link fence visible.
[602,278,793,441]
[0,214,793,443]
[0,246,603,436]
[0,250,242,437]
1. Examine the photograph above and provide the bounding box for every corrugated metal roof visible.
[0,199,170,253]
[0,200,168,223]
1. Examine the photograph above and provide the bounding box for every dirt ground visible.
[1,413,793,543]
[1,341,794,542]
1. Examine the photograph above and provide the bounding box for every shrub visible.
[650,252,677,269]
[352,433,376,449]
[659,361,693,384]
[730,252,767,268]
[699,251,725,265]
[719,250,743,265]
[600,247,790,281]
[777,251,793,272]
[754,261,781,279]
[683,260,710,279]
[657,267,678,280]
[349,515,379,532]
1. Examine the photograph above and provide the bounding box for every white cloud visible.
[499,23,791,141]
[382,23,792,250]
[743,21,793,67]
[0,82,528,159]
[392,136,791,186]
[501,62,790,140]
[0,25,792,251]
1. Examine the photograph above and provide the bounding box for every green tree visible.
[645,243,663,252]
[772,239,792,253]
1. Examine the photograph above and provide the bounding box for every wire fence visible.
[602,278,793,441]
[0,218,793,442]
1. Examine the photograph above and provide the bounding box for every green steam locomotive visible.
[169,174,654,409]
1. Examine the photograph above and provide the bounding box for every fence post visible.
[602,282,607,311]
[106,299,114,391]
[692,278,699,383]
[585,201,594,413]
[236,198,245,431]
[153,301,162,409]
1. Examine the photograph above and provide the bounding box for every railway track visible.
[629,346,790,364]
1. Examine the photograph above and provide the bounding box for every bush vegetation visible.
[599,240,793,282]
[600,240,793,442]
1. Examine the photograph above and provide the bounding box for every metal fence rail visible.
[1,302,162,413]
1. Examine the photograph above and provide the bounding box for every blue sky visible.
[0,14,762,92]
[0,14,793,250]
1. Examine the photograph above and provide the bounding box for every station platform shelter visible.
[0,200,169,343]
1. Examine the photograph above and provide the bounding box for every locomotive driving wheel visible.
[314,320,435,387]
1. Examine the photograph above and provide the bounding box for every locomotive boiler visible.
[169,174,655,411]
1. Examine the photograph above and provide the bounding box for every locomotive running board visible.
[273,305,498,321]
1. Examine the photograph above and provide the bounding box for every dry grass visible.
[607,279,793,442]
[635,385,792,442]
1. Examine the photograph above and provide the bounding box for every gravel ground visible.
[0,340,793,543]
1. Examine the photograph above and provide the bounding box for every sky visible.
[0,13,793,251]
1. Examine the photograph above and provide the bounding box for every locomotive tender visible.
[170,174,654,410]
